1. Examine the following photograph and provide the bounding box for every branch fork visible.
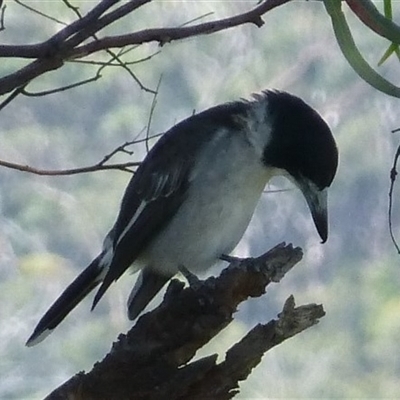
[45,243,324,400]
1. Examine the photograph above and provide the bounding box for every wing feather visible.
[92,156,193,309]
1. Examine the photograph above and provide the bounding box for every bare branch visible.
[0,143,137,176]
[111,53,155,93]
[0,0,291,97]
[0,131,165,176]
[71,50,160,67]
[0,158,139,176]
[45,243,321,400]
[49,0,122,47]
[0,0,122,59]
[98,140,136,165]
[188,295,324,399]
[0,84,25,111]
[61,0,80,15]
[179,11,214,28]
[20,72,102,97]
[71,0,291,58]
[145,74,162,152]
[61,0,157,94]
[0,3,6,31]
[0,57,64,97]
[389,133,400,254]
[14,0,67,26]
[63,0,152,51]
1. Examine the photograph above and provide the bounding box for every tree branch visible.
[389,132,400,254]
[14,0,67,26]
[0,0,292,97]
[0,159,139,176]
[0,138,155,176]
[72,0,291,58]
[0,3,6,31]
[44,243,325,400]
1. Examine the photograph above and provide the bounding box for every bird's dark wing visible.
[91,135,196,309]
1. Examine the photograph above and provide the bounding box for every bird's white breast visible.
[136,127,274,275]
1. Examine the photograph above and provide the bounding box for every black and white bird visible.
[26,90,338,346]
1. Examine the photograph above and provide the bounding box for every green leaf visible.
[383,0,393,20]
[346,0,400,44]
[324,0,400,98]
[378,42,399,66]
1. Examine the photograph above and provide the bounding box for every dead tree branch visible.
[0,136,167,176]
[0,0,292,99]
[0,158,139,176]
[45,243,325,400]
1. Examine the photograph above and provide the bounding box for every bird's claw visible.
[220,254,242,264]
[178,265,202,288]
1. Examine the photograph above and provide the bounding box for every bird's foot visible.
[178,265,202,288]
[220,254,242,264]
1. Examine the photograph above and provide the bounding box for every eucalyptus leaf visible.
[324,0,400,98]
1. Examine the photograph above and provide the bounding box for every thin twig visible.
[18,46,117,97]
[71,0,290,58]
[179,11,214,28]
[0,159,139,176]
[50,0,121,47]
[136,131,163,143]
[14,0,67,26]
[71,50,161,67]
[0,3,6,31]
[99,140,136,165]
[20,73,102,97]
[63,0,151,51]
[0,132,165,176]
[388,135,400,254]
[0,84,26,111]
[145,74,162,152]
[64,1,156,94]
[0,0,290,97]
[114,56,156,93]
[100,47,156,94]
[61,0,80,15]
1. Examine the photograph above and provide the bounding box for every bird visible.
[26,90,338,346]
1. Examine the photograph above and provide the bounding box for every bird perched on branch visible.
[26,90,338,346]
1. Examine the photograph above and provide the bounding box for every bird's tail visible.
[26,255,105,347]
[127,267,171,321]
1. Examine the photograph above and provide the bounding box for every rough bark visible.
[46,243,325,400]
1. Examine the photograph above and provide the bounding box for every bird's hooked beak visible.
[296,178,329,243]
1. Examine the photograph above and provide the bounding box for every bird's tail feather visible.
[127,268,171,321]
[26,255,104,347]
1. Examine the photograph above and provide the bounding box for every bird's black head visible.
[262,91,338,242]
[263,91,338,189]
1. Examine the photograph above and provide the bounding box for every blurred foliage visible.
[1,1,400,399]
[323,0,400,98]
